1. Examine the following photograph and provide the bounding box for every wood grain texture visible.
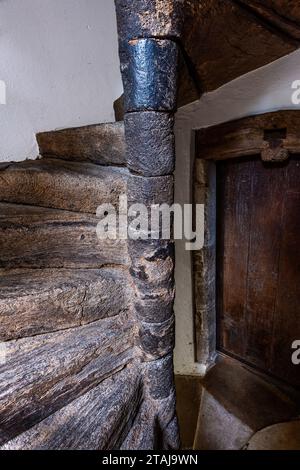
[0,159,128,213]
[129,239,175,323]
[256,0,300,26]
[218,157,300,388]
[234,0,300,40]
[243,162,284,370]
[0,203,129,269]
[1,367,142,450]
[37,122,126,166]
[183,0,299,96]
[0,313,135,445]
[196,111,300,162]
[120,400,156,450]
[139,316,175,361]
[271,159,300,387]
[193,160,217,365]
[142,354,175,400]
[217,160,253,358]
[115,1,300,106]
[0,267,131,341]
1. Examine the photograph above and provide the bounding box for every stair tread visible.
[36,122,125,166]
[202,356,300,429]
[0,267,131,341]
[1,366,141,450]
[0,202,129,269]
[193,356,300,450]
[0,158,128,214]
[0,267,127,298]
[0,313,135,446]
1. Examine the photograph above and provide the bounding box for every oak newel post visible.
[115,0,184,449]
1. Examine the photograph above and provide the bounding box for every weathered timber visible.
[121,394,180,450]
[159,414,180,451]
[196,110,300,161]
[139,316,175,361]
[148,390,180,450]
[135,288,175,324]
[116,1,300,108]
[182,0,299,96]
[113,53,201,120]
[0,159,128,213]
[115,0,184,40]
[233,0,300,41]
[0,314,134,445]
[193,159,217,366]
[36,122,126,166]
[143,354,175,400]
[0,267,131,341]
[0,203,129,268]
[128,174,173,207]
[120,400,156,450]
[1,367,142,450]
[217,157,300,388]
[125,112,175,177]
[129,240,175,293]
[115,0,179,449]
[120,39,179,112]
[255,0,300,27]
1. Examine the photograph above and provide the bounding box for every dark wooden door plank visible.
[217,157,300,388]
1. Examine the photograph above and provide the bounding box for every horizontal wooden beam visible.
[196,111,300,161]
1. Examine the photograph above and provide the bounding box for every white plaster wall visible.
[174,49,300,375]
[0,0,123,162]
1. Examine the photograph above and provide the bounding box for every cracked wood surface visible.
[0,313,135,446]
[0,203,129,269]
[115,1,300,106]
[196,110,300,161]
[37,122,126,166]
[0,268,131,341]
[1,367,142,450]
[182,0,300,95]
[0,159,128,214]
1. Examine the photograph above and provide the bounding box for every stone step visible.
[36,122,125,166]
[0,314,135,446]
[246,421,300,450]
[194,356,300,450]
[0,159,128,214]
[0,203,129,269]
[0,267,131,341]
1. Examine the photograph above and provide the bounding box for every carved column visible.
[115,0,184,450]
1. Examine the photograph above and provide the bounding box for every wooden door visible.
[217,156,300,389]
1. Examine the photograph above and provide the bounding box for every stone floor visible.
[246,421,300,450]
[175,375,202,449]
[175,355,300,450]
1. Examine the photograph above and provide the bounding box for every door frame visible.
[193,110,300,374]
